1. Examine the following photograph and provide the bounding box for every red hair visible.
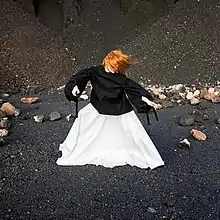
[102,50,134,74]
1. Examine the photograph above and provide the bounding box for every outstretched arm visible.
[124,78,161,110]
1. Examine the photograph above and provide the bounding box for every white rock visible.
[149,86,162,96]
[159,94,167,100]
[208,88,215,94]
[49,112,61,121]
[57,85,65,91]
[179,138,191,148]
[0,129,8,137]
[172,84,184,91]
[179,92,186,99]
[33,115,44,123]
[66,114,73,122]
[190,97,200,105]
[193,90,200,97]
[147,207,156,213]
[186,92,194,100]
[14,109,20,117]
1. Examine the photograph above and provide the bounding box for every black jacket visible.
[64,65,153,115]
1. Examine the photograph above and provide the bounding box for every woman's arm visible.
[124,78,161,110]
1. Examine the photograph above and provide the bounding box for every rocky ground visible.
[1,0,220,90]
[1,0,220,219]
[0,86,220,219]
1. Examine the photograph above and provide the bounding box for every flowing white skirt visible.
[57,103,164,169]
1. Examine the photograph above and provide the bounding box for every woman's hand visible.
[72,85,80,96]
[141,96,162,109]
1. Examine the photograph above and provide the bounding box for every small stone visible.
[14,109,20,117]
[215,118,220,124]
[190,97,200,105]
[204,93,216,101]
[0,109,7,118]
[203,114,209,120]
[159,94,167,100]
[208,87,215,94]
[0,137,5,146]
[199,89,208,99]
[161,100,174,108]
[49,112,61,121]
[147,207,156,213]
[0,129,9,137]
[191,129,207,141]
[186,92,194,100]
[179,115,195,126]
[21,97,39,104]
[66,113,75,122]
[0,93,10,98]
[150,86,161,96]
[33,115,44,123]
[211,96,220,103]
[179,138,191,149]
[170,84,184,93]
[57,85,65,91]
[179,92,186,99]
[193,90,200,97]
[197,101,212,110]
[1,102,16,116]
[0,118,10,129]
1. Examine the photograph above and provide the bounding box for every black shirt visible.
[64,65,153,115]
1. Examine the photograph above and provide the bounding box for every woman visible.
[57,50,164,169]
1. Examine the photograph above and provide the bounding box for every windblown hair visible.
[102,50,134,74]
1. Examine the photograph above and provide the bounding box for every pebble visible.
[191,129,207,141]
[190,97,200,105]
[33,115,44,123]
[159,94,167,100]
[211,96,220,103]
[208,88,215,94]
[186,92,194,100]
[179,115,195,126]
[21,97,39,104]
[49,112,61,121]
[66,113,75,121]
[193,90,200,97]
[14,109,20,117]
[215,118,220,124]
[199,89,208,99]
[0,118,10,129]
[1,102,16,116]
[204,93,216,101]
[179,138,191,149]
[57,85,65,91]
[0,129,9,137]
[147,207,157,213]
[0,93,10,98]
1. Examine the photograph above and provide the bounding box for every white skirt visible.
[57,103,164,169]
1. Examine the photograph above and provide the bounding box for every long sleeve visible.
[64,68,91,102]
[124,78,153,112]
